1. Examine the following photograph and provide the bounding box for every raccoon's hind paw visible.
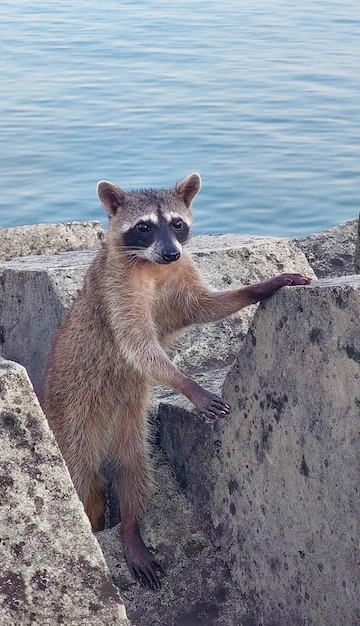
[122,524,165,590]
[129,557,165,591]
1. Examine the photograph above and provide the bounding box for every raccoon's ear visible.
[174,173,201,208]
[97,181,126,217]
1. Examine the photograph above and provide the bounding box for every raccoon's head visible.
[97,173,201,264]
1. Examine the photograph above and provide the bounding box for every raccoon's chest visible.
[151,284,186,340]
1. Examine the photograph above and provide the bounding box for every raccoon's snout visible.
[160,249,181,264]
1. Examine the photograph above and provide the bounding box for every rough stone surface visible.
[0,234,313,398]
[0,221,104,261]
[294,219,358,278]
[157,276,360,626]
[0,357,130,626]
[355,215,360,273]
[97,446,251,626]
[0,250,95,396]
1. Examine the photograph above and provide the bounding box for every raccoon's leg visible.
[183,273,312,325]
[47,409,106,531]
[84,472,105,531]
[108,389,164,590]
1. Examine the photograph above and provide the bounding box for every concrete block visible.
[0,221,104,261]
[0,251,95,396]
[294,219,358,278]
[0,235,313,396]
[158,276,360,626]
[0,357,130,625]
[355,215,360,273]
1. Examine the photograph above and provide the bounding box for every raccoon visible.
[43,173,311,589]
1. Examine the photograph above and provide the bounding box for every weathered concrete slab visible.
[0,250,95,396]
[0,234,313,398]
[294,219,358,278]
[0,357,130,625]
[157,276,360,626]
[355,215,360,273]
[0,221,104,260]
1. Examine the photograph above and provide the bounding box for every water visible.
[1,1,360,237]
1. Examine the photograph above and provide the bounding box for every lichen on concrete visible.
[158,276,360,626]
[0,358,130,626]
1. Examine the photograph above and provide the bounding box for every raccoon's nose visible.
[162,249,180,263]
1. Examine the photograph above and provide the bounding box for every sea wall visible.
[0,217,359,625]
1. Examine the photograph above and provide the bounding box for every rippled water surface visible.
[1,1,360,236]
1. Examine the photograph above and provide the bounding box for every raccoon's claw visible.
[198,391,231,419]
[129,559,165,591]
[185,379,231,419]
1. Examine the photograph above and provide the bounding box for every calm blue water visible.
[1,1,360,237]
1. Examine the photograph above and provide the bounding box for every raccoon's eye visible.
[136,221,151,233]
[172,218,183,231]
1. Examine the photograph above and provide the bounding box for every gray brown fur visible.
[43,173,311,588]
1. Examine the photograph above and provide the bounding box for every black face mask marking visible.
[123,221,157,250]
[171,218,190,245]
[123,215,191,264]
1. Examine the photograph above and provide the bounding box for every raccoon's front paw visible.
[184,378,231,419]
[196,389,231,419]
[246,273,312,303]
